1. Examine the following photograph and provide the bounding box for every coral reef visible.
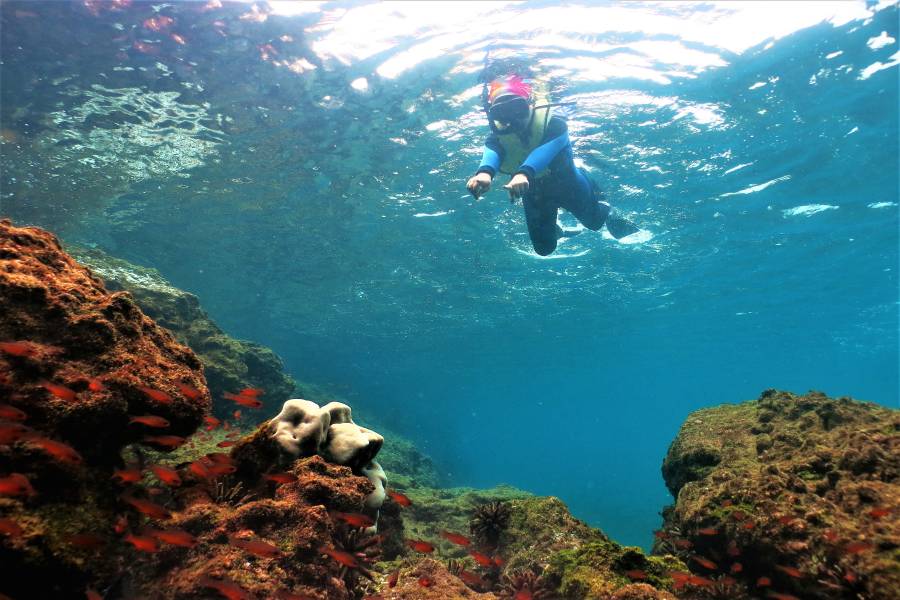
[69,247,297,414]
[658,389,900,600]
[0,220,210,596]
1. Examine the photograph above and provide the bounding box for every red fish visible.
[691,556,718,570]
[387,490,412,506]
[206,462,236,477]
[493,555,505,567]
[147,528,197,548]
[66,533,106,549]
[469,550,494,567]
[86,589,102,600]
[674,539,693,549]
[697,527,718,536]
[777,516,796,526]
[198,576,253,600]
[722,499,733,507]
[216,440,236,448]
[124,532,159,553]
[224,393,262,409]
[137,386,173,404]
[869,506,892,519]
[228,534,282,558]
[439,530,471,546]
[407,539,434,554]
[239,388,263,397]
[767,594,800,600]
[232,410,242,419]
[170,33,187,45]
[625,569,647,580]
[27,436,83,464]
[142,435,185,449]
[0,517,24,537]
[730,510,748,521]
[0,341,45,357]
[112,468,143,484]
[775,565,802,578]
[87,379,105,392]
[331,511,374,528]
[417,576,432,588]
[121,496,171,520]
[844,541,873,554]
[0,403,26,421]
[320,545,359,568]
[189,460,211,479]
[668,571,691,587]
[823,529,838,542]
[39,381,77,402]
[0,422,32,444]
[263,472,297,485]
[514,591,532,600]
[387,569,399,588]
[730,562,743,574]
[458,570,486,588]
[688,575,714,586]
[653,529,671,540]
[204,415,221,430]
[742,521,756,530]
[206,452,233,464]
[844,571,857,583]
[149,465,181,487]
[129,415,170,428]
[756,576,772,587]
[175,382,202,400]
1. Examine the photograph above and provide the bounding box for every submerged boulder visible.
[658,389,900,600]
[0,219,210,597]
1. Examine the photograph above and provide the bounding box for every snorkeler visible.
[466,73,639,255]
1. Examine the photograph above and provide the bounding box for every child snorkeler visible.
[466,71,639,255]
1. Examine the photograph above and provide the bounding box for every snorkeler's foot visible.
[605,208,641,240]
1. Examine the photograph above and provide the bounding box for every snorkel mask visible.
[487,75,533,133]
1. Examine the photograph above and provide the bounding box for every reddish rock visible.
[386,558,499,599]
[0,219,210,460]
[0,220,210,597]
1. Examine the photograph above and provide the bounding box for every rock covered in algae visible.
[68,246,296,413]
[658,389,899,600]
[379,483,683,600]
[0,219,210,597]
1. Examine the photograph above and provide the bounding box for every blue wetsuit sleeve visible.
[477,146,500,177]
[516,131,571,181]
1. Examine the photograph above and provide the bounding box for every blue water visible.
[1,0,897,549]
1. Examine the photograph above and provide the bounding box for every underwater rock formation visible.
[380,483,682,600]
[69,247,296,414]
[0,219,210,596]
[658,389,900,600]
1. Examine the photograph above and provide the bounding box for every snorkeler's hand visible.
[466,172,493,199]
[504,173,529,202]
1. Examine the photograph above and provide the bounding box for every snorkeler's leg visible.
[561,168,610,230]
[565,168,639,239]
[523,188,560,256]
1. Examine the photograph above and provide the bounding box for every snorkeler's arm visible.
[515,118,570,181]
[475,136,504,178]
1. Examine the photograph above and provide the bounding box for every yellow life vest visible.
[496,100,552,176]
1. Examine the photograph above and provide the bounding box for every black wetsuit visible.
[475,115,610,255]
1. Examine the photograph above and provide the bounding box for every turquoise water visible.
[1,0,897,549]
